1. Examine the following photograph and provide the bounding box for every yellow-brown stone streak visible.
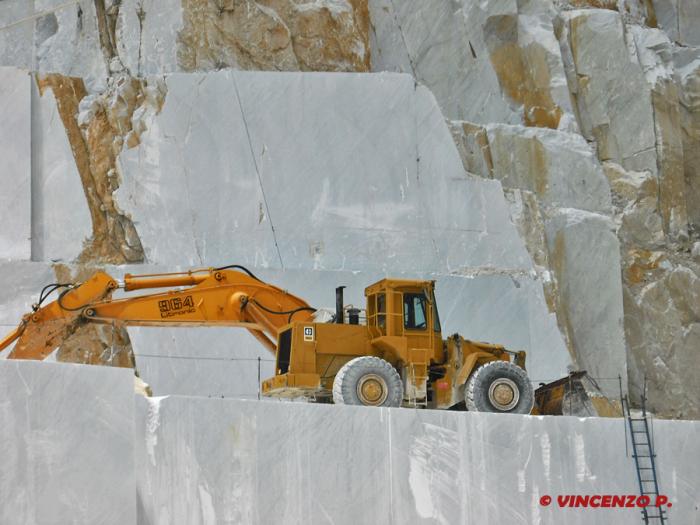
[177,0,370,72]
[486,16,563,129]
[35,74,146,265]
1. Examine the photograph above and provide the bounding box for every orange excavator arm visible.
[0,267,315,360]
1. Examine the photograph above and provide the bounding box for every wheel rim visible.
[356,374,389,406]
[488,378,519,411]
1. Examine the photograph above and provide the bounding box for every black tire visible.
[465,361,534,414]
[332,356,403,407]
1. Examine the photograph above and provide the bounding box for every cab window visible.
[432,290,441,332]
[403,293,427,330]
[377,293,386,328]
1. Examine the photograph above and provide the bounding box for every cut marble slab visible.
[116,71,533,273]
[0,67,31,260]
[135,395,700,525]
[0,360,135,525]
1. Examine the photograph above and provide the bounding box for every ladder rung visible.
[639,467,653,470]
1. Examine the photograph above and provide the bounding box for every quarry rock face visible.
[370,0,577,130]
[0,1,699,523]
[116,70,533,273]
[0,0,370,83]
[560,10,657,174]
[484,124,612,214]
[372,1,700,418]
[0,0,697,415]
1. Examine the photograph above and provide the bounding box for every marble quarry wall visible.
[2,359,699,524]
[0,2,699,523]
[0,61,574,394]
[1,0,698,416]
[370,0,700,418]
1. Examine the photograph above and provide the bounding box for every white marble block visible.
[135,395,700,525]
[0,360,136,525]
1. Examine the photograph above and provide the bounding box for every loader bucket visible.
[534,371,598,416]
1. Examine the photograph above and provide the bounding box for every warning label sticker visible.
[303,326,314,342]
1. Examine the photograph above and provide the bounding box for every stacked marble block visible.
[0,66,576,396]
[0,360,135,524]
[2,359,699,525]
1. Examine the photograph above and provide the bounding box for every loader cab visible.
[365,279,443,363]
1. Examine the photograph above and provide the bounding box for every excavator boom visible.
[2,267,315,360]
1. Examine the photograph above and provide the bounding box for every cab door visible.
[401,289,433,357]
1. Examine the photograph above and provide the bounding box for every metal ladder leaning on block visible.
[621,377,667,524]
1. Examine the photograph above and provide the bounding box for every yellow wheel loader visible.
[1,265,538,413]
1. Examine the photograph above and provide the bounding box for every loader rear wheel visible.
[333,356,403,407]
[465,361,534,414]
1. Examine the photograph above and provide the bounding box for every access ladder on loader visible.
[621,378,666,524]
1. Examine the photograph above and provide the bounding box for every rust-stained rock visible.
[624,266,700,419]
[485,123,611,213]
[485,15,563,129]
[629,26,689,240]
[35,73,165,265]
[603,162,665,248]
[651,80,688,241]
[558,0,657,27]
[369,0,576,129]
[448,121,493,177]
[566,0,619,9]
[51,263,135,369]
[623,248,666,285]
[177,0,370,72]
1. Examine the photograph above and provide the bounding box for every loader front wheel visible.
[333,356,403,407]
[465,361,534,414]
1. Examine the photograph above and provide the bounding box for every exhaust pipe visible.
[335,286,345,324]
